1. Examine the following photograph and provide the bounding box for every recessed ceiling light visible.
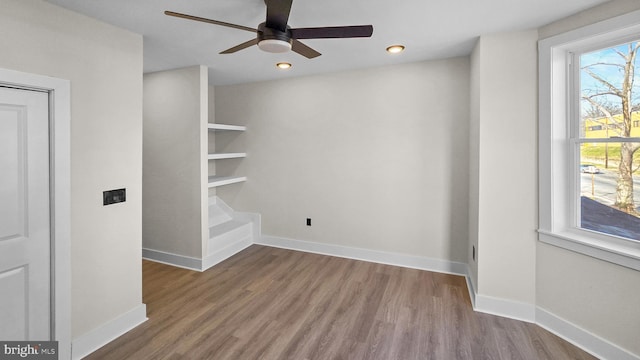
[386,45,405,54]
[276,62,292,69]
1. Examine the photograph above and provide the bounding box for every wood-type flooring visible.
[86,245,596,359]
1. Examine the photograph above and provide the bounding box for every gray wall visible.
[472,30,539,305]
[0,0,143,338]
[468,38,481,292]
[143,66,209,258]
[216,58,470,263]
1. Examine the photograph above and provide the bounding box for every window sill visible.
[538,230,640,271]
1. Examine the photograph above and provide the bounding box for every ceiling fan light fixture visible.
[386,45,405,54]
[276,62,292,69]
[258,39,292,53]
[165,4,373,60]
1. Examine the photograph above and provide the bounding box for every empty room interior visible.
[1,0,640,359]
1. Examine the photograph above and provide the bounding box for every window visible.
[539,11,640,271]
[579,43,640,239]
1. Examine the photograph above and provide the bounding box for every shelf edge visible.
[207,176,247,188]
[208,152,247,160]
[207,123,246,131]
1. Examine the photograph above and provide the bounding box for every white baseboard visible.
[257,235,468,276]
[71,304,147,360]
[142,248,202,271]
[474,293,536,323]
[464,262,637,359]
[202,236,252,271]
[536,307,640,360]
[464,270,477,308]
[536,307,639,360]
[144,237,253,272]
[463,263,535,322]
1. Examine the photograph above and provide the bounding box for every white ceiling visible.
[45,0,608,85]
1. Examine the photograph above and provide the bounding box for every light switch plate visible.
[103,188,126,205]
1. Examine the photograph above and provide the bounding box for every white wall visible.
[468,38,481,291]
[0,0,143,339]
[143,66,208,258]
[473,31,539,306]
[537,243,640,355]
[536,2,640,355]
[216,58,470,263]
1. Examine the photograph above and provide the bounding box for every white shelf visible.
[207,124,246,188]
[208,176,247,188]
[208,123,246,131]
[208,152,246,160]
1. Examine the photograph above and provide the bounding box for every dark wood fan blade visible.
[291,40,321,59]
[165,11,257,33]
[290,25,373,39]
[265,0,293,32]
[220,38,259,54]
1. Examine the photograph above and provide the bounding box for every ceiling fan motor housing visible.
[257,22,292,53]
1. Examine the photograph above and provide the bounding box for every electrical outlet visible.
[306,218,311,226]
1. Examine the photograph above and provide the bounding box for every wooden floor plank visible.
[85,245,596,360]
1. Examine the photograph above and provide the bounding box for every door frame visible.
[0,68,71,359]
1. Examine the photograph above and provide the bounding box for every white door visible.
[0,86,50,340]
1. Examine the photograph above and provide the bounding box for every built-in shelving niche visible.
[208,123,246,188]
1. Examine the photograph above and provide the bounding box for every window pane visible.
[579,42,640,241]
[580,142,640,241]
[580,42,640,141]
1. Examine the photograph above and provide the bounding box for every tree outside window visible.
[580,41,640,240]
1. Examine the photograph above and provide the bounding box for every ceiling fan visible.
[165,0,373,59]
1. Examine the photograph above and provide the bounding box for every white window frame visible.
[539,10,640,271]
